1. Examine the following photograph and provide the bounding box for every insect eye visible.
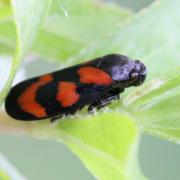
[135,60,140,63]
[130,72,139,82]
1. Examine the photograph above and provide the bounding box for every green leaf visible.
[0,2,12,19]
[0,0,132,61]
[12,0,52,57]
[34,113,146,180]
[123,70,180,143]
[0,171,10,180]
[0,21,16,54]
[48,0,132,43]
[37,0,132,62]
[0,0,52,106]
[93,0,180,79]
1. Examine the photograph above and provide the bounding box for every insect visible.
[5,54,147,122]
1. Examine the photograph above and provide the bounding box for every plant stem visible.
[0,111,33,135]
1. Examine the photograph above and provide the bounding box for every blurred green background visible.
[1,0,180,180]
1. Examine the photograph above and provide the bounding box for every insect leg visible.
[51,114,63,122]
[88,88,122,113]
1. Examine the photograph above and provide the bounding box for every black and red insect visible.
[5,54,147,121]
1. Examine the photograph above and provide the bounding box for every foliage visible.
[0,0,179,179]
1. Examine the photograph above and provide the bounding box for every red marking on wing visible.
[56,82,80,107]
[78,66,112,85]
[18,74,53,118]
